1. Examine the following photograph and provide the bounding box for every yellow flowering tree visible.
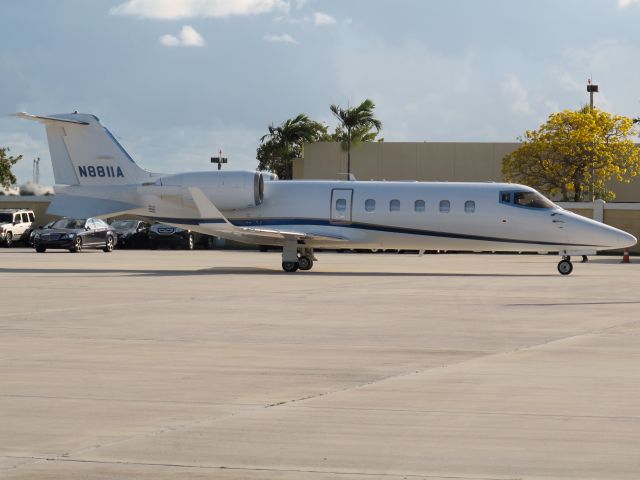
[502,108,640,201]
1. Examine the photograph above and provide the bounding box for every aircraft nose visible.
[617,231,637,248]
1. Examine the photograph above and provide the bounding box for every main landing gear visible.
[557,255,573,275]
[281,244,316,272]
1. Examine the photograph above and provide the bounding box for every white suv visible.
[0,209,35,247]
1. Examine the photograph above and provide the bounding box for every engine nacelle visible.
[155,170,264,210]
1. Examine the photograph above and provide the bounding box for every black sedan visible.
[33,217,117,253]
[28,220,56,247]
[109,219,150,248]
[148,223,214,250]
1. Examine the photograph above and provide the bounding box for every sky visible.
[1,0,639,185]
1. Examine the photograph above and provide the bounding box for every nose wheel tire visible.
[298,255,314,271]
[282,261,299,272]
[557,259,573,275]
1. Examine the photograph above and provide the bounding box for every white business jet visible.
[15,112,636,275]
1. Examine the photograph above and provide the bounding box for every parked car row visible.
[2,208,216,252]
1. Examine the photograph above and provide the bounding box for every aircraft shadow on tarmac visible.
[0,267,555,277]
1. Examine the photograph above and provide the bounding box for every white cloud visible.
[313,12,336,26]
[111,0,289,19]
[264,33,297,44]
[331,40,477,140]
[159,25,204,47]
[618,0,640,7]
[500,74,533,115]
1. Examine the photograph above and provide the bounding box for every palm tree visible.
[257,114,327,179]
[330,99,382,178]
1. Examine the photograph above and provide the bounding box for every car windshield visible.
[111,220,136,229]
[53,218,86,229]
[0,213,13,223]
[513,191,555,209]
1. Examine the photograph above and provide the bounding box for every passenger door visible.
[330,188,353,224]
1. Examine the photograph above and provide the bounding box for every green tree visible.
[0,147,22,190]
[502,108,640,201]
[330,99,382,177]
[257,114,328,179]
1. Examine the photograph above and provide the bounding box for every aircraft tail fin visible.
[13,112,158,186]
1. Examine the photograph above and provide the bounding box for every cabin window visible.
[464,200,476,213]
[390,199,400,212]
[336,198,347,212]
[439,200,450,213]
[501,191,511,203]
[414,200,425,212]
[365,199,376,212]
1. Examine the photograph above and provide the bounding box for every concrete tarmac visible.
[1,248,640,479]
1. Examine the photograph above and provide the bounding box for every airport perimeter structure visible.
[1,249,640,479]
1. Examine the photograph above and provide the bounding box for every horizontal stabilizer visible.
[47,195,137,218]
[12,112,90,125]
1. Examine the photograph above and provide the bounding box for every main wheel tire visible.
[70,237,82,253]
[185,234,194,250]
[282,261,299,272]
[103,235,115,252]
[5,232,13,247]
[35,245,46,253]
[298,255,313,271]
[557,259,573,275]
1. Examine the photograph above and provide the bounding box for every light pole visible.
[211,149,228,170]
[587,79,599,201]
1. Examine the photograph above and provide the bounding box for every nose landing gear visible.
[558,256,573,275]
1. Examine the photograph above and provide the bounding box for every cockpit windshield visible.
[501,191,555,209]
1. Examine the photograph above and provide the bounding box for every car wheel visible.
[70,237,82,253]
[149,241,158,250]
[103,235,115,252]
[35,245,46,253]
[185,234,194,250]
[5,232,13,247]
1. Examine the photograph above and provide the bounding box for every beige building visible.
[294,141,640,203]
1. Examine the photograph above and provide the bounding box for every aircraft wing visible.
[188,187,349,244]
[236,226,349,243]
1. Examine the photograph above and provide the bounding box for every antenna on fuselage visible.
[337,173,357,181]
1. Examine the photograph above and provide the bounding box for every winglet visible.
[187,187,232,225]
